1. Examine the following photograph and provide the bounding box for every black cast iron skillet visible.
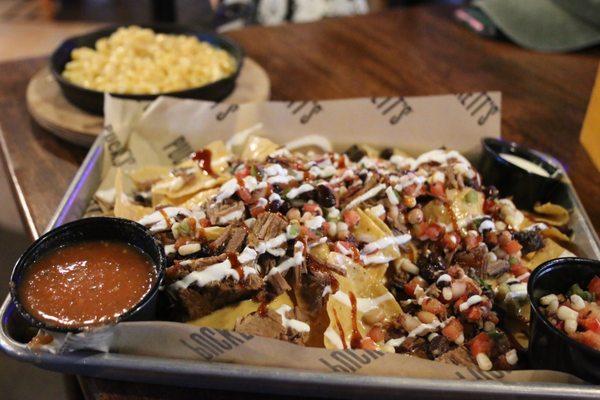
[50,25,244,115]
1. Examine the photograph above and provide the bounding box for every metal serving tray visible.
[1,134,599,399]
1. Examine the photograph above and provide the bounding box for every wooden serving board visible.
[26,57,271,147]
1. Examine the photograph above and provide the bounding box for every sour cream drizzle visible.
[362,234,411,254]
[331,291,395,313]
[344,184,386,210]
[275,305,311,333]
[169,258,257,290]
[266,242,305,278]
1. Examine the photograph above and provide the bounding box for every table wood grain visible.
[1,4,599,399]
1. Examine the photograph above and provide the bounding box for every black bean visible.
[272,184,284,194]
[315,184,336,208]
[428,335,451,358]
[436,279,450,288]
[133,192,152,207]
[417,253,446,282]
[380,147,394,160]
[492,333,511,356]
[345,144,367,162]
[513,230,544,254]
[267,200,290,214]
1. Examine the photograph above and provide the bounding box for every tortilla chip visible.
[113,169,153,221]
[204,140,232,174]
[181,188,219,209]
[152,172,227,200]
[524,238,575,270]
[541,226,571,243]
[240,136,280,161]
[351,209,401,262]
[308,242,330,264]
[531,203,570,226]
[324,254,402,350]
[203,226,228,241]
[422,188,483,231]
[128,166,171,190]
[503,318,529,351]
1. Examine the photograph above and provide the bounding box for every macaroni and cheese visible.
[62,26,236,94]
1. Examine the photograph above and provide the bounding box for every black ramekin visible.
[9,217,166,333]
[51,24,244,115]
[479,138,566,210]
[528,257,600,383]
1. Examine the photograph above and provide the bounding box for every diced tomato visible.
[510,262,529,277]
[199,218,211,228]
[404,276,427,297]
[250,206,265,218]
[588,276,600,298]
[483,198,499,215]
[579,303,600,321]
[303,203,322,215]
[237,187,253,203]
[502,240,522,255]
[368,326,385,342]
[430,182,445,198]
[470,333,493,357]
[581,317,600,334]
[299,226,317,241]
[422,297,446,316]
[360,337,378,350]
[454,294,468,312]
[442,232,461,251]
[572,330,600,351]
[343,209,361,229]
[425,223,444,241]
[322,221,331,235]
[466,306,483,322]
[441,318,463,342]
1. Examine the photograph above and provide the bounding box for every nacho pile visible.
[94,135,574,372]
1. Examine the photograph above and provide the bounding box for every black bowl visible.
[528,257,600,383]
[479,138,565,210]
[50,25,244,115]
[9,217,166,333]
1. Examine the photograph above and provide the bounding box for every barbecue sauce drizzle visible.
[332,308,348,349]
[349,291,362,349]
[159,209,172,229]
[227,252,245,282]
[192,149,217,177]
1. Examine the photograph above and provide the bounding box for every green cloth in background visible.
[474,0,600,52]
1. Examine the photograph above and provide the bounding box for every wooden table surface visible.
[1,4,599,399]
